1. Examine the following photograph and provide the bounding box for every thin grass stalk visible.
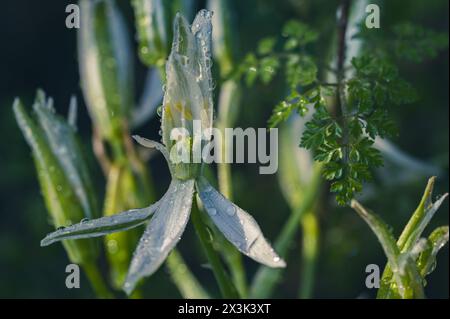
[192,199,239,298]
[298,210,319,298]
[216,80,247,297]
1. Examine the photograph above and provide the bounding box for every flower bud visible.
[13,92,99,265]
[207,0,237,77]
[132,0,170,68]
[78,0,134,142]
[161,10,214,180]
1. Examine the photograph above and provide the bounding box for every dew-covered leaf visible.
[197,177,285,268]
[124,178,195,295]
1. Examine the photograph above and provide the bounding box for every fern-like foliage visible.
[237,18,448,205]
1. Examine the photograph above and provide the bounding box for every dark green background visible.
[0,0,448,298]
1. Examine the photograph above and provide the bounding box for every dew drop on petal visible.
[226,205,236,216]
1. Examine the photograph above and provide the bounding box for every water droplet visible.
[226,206,235,216]
[56,226,65,231]
[80,218,89,224]
[209,208,217,216]
[157,105,163,117]
[273,256,280,263]
[56,185,62,192]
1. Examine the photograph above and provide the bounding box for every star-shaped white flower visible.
[41,9,285,295]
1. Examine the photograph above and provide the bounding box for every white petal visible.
[197,177,286,268]
[123,178,195,294]
[40,202,160,246]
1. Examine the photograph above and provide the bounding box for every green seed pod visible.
[13,94,99,265]
[78,0,134,142]
[207,0,236,77]
[161,10,214,180]
[132,0,170,68]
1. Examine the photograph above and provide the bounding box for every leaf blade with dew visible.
[416,226,449,278]
[350,200,424,298]
[196,177,286,268]
[124,178,195,295]
[41,201,160,246]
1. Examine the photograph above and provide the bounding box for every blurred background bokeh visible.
[0,0,448,298]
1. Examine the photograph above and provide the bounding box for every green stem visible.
[166,250,210,299]
[298,211,319,299]
[250,166,322,298]
[191,200,239,299]
[217,133,247,298]
[83,262,114,299]
[216,80,248,297]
